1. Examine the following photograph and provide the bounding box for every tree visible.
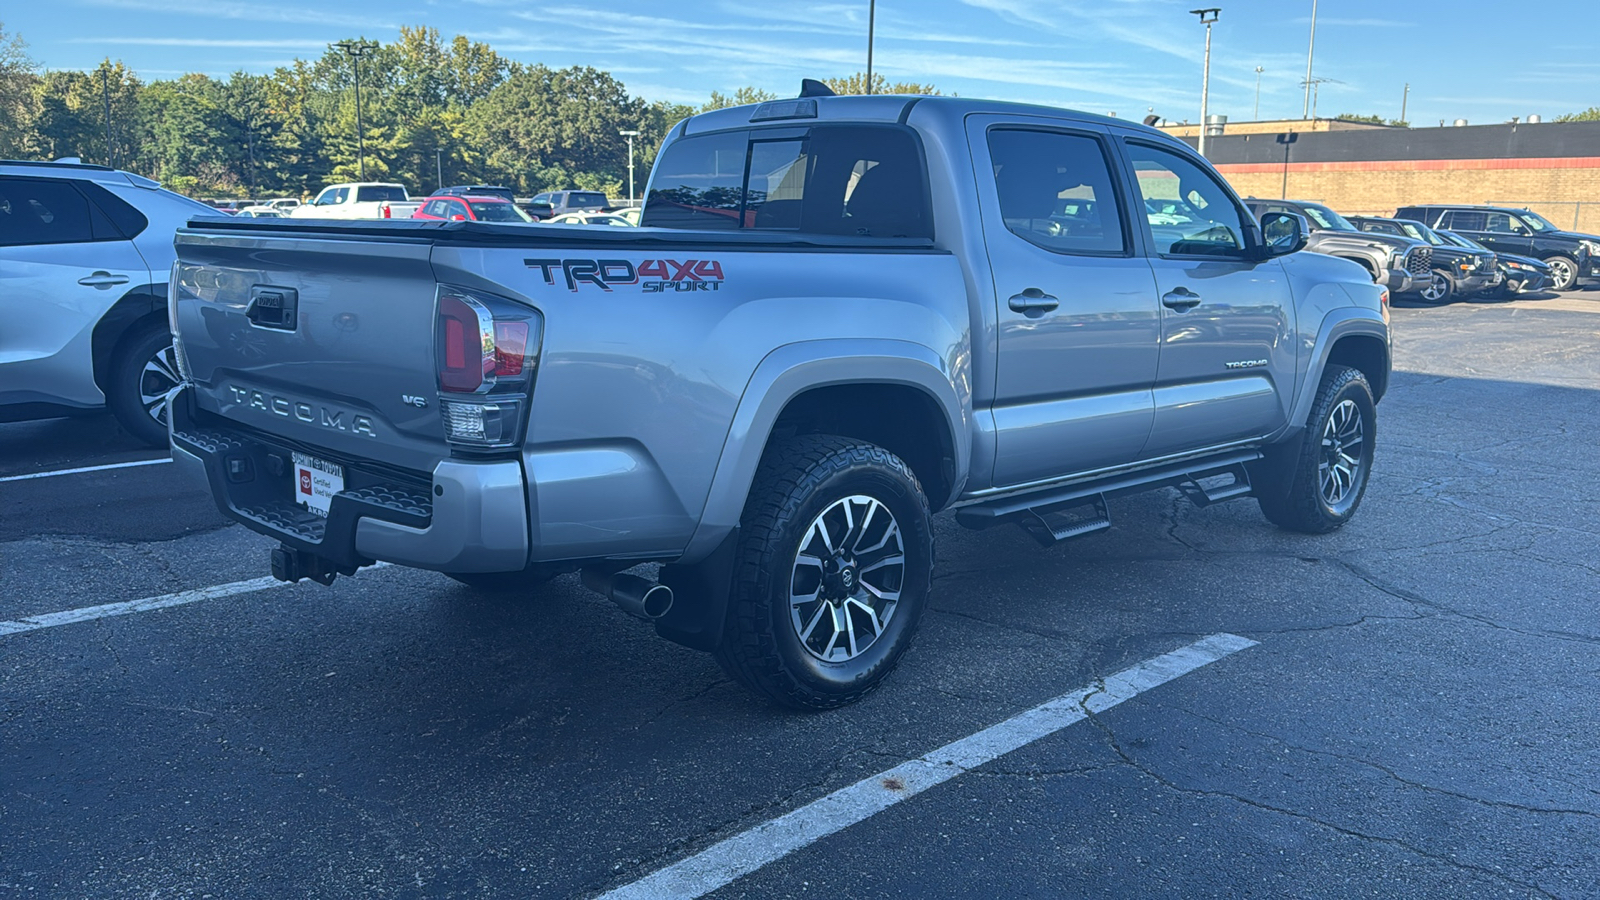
[0,22,39,158]
[31,60,143,167]
[700,86,777,112]
[1335,112,1408,127]
[1555,107,1600,122]
[824,72,939,96]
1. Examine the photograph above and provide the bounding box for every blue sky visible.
[8,0,1597,126]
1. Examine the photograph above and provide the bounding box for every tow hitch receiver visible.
[270,544,352,586]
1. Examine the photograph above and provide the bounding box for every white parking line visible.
[599,633,1259,900]
[0,564,390,637]
[0,458,173,483]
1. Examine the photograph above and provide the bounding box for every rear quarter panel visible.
[428,242,971,561]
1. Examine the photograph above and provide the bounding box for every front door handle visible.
[1007,287,1060,317]
[1161,288,1202,311]
[77,271,130,288]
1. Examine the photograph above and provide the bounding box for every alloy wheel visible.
[1420,272,1448,302]
[789,494,906,663]
[1319,399,1365,510]
[1547,258,1574,291]
[139,342,181,428]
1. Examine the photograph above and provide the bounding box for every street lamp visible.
[619,130,640,203]
[866,0,876,95]
[1302,0,1318,119]
[436,148,444,193]
[1253,65,1264,120]
[1191,8,1220,157]
[334,39,380,180]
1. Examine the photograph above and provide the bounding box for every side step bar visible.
[956,450,1261,546]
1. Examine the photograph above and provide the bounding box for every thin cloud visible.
[83,0,402,31]
[67,37,334,49]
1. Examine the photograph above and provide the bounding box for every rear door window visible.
[643,125,932,238]
[0,178,97,247]
[1444,211,1487,231]
[987,128,1126,254]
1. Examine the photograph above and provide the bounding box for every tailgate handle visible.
[247,287,298,331]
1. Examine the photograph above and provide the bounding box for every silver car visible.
[0,159,223,445]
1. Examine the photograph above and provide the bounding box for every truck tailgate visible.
[172,230,449,474]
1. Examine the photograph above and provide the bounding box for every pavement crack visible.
[1075,690,1561,899]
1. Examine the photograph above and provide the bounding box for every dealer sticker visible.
[291,452,344,517]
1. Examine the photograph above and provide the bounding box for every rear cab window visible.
[356,185,408,203]
[643,124,932,239]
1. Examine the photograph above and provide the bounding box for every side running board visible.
[955,450,1261,547]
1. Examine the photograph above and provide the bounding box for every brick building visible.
[1175,120,1600,233]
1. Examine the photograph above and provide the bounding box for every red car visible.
[411,194,533,223]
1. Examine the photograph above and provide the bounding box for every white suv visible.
[0,160,225,445]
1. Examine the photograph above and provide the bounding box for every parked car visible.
[264,198,301,212]
[411,194,534,223]
[290,183,422,220]
[614,207,643,226]
[235,206,285,218]
[1436,229,1550,296]
[167,93,1389,708]
[545,212,634,226]
[0,159,228,444]
[1395,205,1600,292]
[1244,198,1432,295]
[1351,216,1499,303]
[436,184,516,204]
[203,199,253,215]
[529,190,610,218]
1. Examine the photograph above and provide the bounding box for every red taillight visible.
[438,294,490,393]
[493,321,528,376]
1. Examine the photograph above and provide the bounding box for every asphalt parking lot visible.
[3,289,1598,899]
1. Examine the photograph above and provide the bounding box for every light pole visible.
[1253,65,1264,120]
[1192,8,1220,157]
[436,148,444,192]
[619,130,640,203]
[1400,82,1410,125]
[334,39,380,180]
[866,0,876,94]
[1302,0,1318,119]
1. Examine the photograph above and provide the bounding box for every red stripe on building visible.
[1212,157,1600,175]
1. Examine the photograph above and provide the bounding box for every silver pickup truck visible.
[168,92,1391,709]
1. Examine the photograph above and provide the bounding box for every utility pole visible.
[619,130,640,203]
[1192,8,1220,157]
[865,0,876,94]
[1302,0,1318,118]
[436,148,444,192]
[334,40,380,181]
[1400,83,1410,124]
[101,66,114,168]
[1253,65,1264,120]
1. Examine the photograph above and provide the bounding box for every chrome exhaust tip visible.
[581,569,674,619]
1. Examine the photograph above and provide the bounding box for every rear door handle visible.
[1161,288,1202,311]
[77,271,130,288]
[1007,288,1059,317]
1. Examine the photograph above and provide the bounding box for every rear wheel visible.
[1257,365,1376,534]
[107,320,179,447]
[714,434,934,710]
[1545,255,1579,292]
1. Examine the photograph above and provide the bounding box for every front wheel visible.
[714,435,935,710]
[1417,270,1455,304]
[1257,365,1377,534]
[1545,255,1579,292]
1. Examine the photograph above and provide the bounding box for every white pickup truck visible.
[290,183,422,220]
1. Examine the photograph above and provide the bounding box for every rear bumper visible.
[169,385,529,573]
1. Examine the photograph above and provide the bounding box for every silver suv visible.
[0,160,222,445]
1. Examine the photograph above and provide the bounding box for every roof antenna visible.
[799,79,837,98]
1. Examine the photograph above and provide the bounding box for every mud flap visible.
[654,528,740,652]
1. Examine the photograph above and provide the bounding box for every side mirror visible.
[1259,211,1309,258]
[449,214,467,222]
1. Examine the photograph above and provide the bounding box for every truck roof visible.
[680,94,1174,141]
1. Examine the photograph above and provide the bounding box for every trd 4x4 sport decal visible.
[525,258,726,292]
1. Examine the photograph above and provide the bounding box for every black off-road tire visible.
[107,320,179,447]
[1545,255,1580,292]
[1257,365,1376,534]
[714,434,935,710]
